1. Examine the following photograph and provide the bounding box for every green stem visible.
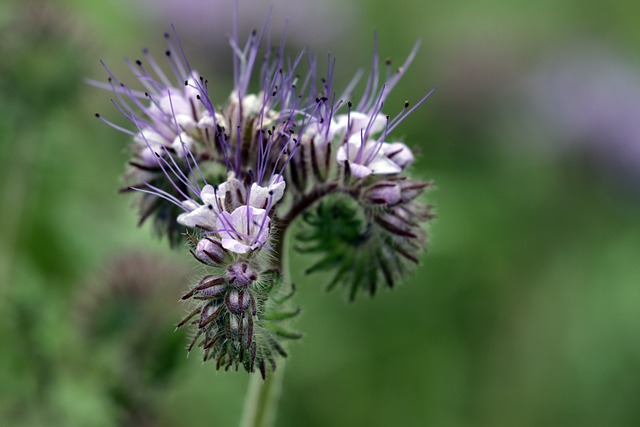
[239,358,286,427]
[239,224,291,427]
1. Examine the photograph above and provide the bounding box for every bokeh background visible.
[1,0,640,426]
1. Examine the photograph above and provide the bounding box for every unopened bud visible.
[226,263,258,287]
[226,290,251,314]
[399,179,431,203]
[385,142,414,168]
[365,181,402,205]
[195,238,226,265]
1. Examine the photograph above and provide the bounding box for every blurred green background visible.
[2,0,640,426]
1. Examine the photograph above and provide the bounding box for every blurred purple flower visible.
[143,0,355,50]
[525,44,640,186]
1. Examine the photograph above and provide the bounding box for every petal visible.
[177,205,217,230]
[200,184,218,205]
[171,133,194,157]
[349,162,373,178]
[336,145,349,163]
[367,155,402,175]
[176,114,197,133]
[248,183,271,209]
[385,142,414,168]
[220,238,251,254]
[334,112,386,137]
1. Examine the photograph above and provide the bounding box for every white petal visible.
[333,112,386,137]
[134,129,166,147]
[181,199,200,211]
[242,94,262,117]
[336,145,349,163]
[349,163,373,178]
[220,238,251,254]
[177,205,217,230]
[176,114,197,133]
[367,155,402,175]
[199,184,218,206]
[170,133,194,157]
[248,184,270,209]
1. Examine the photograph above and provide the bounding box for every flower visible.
[217,205,270,254]
[93,10,436,376]
[336,136,402,178]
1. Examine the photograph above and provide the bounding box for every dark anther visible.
[108,77,112,82]
[268,190,274,195]
[196,95,201,99]
[94,113,100,118]
[385,58,392,65]
[251,29,257,36]
[144,92,149,97]
[163,32,170,38]
[272,91,277,96]
[185,80,189,86]
[315,97,320,103]
[405,101,410,108]
[348,101,353,108]
[165,50,171,56]
[208,204,213,210]
[321,97,328,102]
[136,59,142,66]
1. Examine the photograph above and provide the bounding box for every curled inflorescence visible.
[93,12,435,377]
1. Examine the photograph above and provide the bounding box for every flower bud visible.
[226,290,251,314]
[226,263,258,287]
[365,181,402,205]
[398,179,431,203]
[385,142,414,168]
[195,238,226,265]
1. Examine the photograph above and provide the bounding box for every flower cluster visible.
[93,18,434,377]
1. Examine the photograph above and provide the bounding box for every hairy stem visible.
[239,358,287,427]
[239,224,291,427]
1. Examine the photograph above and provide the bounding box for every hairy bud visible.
[194,238,226,265]
[365,181,402,205]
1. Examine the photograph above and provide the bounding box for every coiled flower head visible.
[93,11,435,377]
